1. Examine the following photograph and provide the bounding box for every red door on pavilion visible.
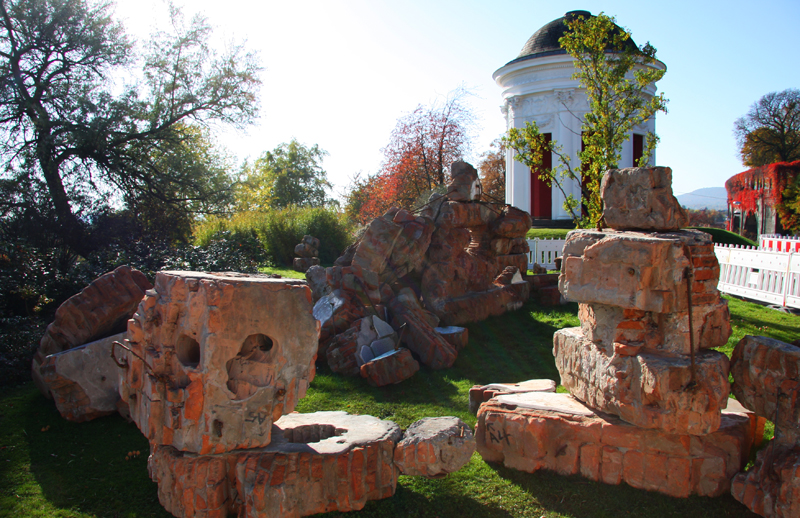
[530,133,552,219]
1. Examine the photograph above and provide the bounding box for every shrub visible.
[194,207,353,266]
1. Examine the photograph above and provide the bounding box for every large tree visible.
[504,12,667,228]
[235,139,332,211]
[0,0,260,254]
[734,89,800,167]
[347,88,473,223]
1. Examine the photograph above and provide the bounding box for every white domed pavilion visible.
[494,10,666,222]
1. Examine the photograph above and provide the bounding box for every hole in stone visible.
[283,424,345,444]
[213,419,224,438]
[176,335,200,369]
[226,333,278,400]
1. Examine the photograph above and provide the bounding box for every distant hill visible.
[676,187,728,210]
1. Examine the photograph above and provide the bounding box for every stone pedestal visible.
[149,412,402,518]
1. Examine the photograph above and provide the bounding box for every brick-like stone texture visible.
[394,417,475,478]
[559,229,720,313]
[554,327,730,435]
[731,441,800,518]
[360,348,419,387]
[38,333,125,422]
[119,272,319,454]
[33,265,151,396]
[476,392,757,498]
[148,412,401,518]
[600,166,689,231]
[731,335,800,443]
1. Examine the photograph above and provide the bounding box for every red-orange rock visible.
[731,441,800,518]
[33,265,151,396]
[559,229,720,313]
[393,417,475,478]
[389,289,456,370]
[119,272,319,454]
[476,392,757,498]
[600,167,689,231]
[578,300,732,356]
[554,327,730,435]
[360,348,419,387]
[731,335,800,442]
[148,411,401,518]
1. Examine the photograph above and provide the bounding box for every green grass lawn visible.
[3,295,793,517]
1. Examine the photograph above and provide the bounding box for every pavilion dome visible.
[506,10,638,66]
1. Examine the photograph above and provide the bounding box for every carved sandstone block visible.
[120,271,319,454]
[559,229,720,313]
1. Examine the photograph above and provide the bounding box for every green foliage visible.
[236,140,332,210]
[194,206,352,266]
[0,0,260,256]
[505,12,667,228]
[689,227,757,247]
[778,168,800,234]
[526,227,573,239]
[734,89,800,167]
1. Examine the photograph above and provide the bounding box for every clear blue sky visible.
[116,0,800,202]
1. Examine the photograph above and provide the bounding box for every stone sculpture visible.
[312,161,531,384]
[108,270,474,517]
[476,166,758,498]
[293,235,321,273]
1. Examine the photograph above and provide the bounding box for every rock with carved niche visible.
[118,271,319,454]
[600,166,689,231]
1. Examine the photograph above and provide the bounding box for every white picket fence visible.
[527,238,566,270]
[714,244,800,309]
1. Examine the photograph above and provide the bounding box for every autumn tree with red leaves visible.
[345,89,474,224]
[478,138,506,203]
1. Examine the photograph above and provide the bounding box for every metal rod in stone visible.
[684,265,697,388]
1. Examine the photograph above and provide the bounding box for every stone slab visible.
[476,393,758,498]
[468,379,557,415]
